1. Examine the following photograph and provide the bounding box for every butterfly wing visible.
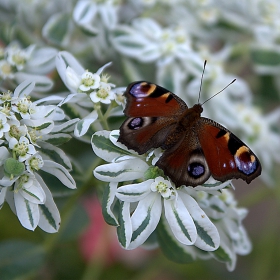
[197,118,262,183]
[118,81,187,154]
[156,129,211,187]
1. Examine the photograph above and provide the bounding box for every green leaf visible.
[43,13,71,47]
[43,133,72,145]
[157,218,195,264]
[251,48,280,66]
[0,240,45,280]
[116,201,131,248]
[211,246,232,262]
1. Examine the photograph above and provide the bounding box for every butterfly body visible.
[118,81,261,187]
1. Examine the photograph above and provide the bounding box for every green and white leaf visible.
[41,160,76,189]
[14,194,39,230]
[180,191,220,251]
[102,182,119,226]
[164,196,197,245]
[38,141,72,170]
[94,158,148,182]
[127,192,161,250]
[36,174,61,233]
[157,218,196,264]
[117,201,132,249]
[116,180,152,202]
[92,130,134,162]
[74,111,98,137]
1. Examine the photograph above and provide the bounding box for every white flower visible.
[12,97,32,119]
[79,71,101,92]
[9,136,36,162]
[0,113,10,138]
[0,60,14,79]
[90,82,115,104]
[25,154,44,173]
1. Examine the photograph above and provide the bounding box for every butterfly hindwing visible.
[156,129,211,187]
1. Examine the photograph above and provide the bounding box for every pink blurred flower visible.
[79,196,154,267]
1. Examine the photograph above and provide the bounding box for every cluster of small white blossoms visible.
[0,42,57,92]
[91,130,251,270]
[0,80,76,232]
[55,51,125,141]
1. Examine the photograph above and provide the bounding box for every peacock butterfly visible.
[118,81,262,188]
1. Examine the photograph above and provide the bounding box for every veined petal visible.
[116,179,153,202]
[94,158,148,182]
[180,191,220,251]
[14,193,39,231]
[164,196,197,245]
[127,192,162,250]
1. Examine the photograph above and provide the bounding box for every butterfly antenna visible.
[201,79,236,106]
[198,60,207,104]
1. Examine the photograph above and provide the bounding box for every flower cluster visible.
[0,42,57,91]
[56,51,125,141]
[0,80,76,232]
[92,130,251,270]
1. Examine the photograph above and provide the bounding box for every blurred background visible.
[0,0,280,279]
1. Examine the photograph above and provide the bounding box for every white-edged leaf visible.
[42,133,72,145]
[117,201,132,249]
[19,182,46,204]
[51,118,79,133]
[38,141,72,170]
[91,130,134,162]
[74,111,98,137]
[116,180,152,202]
[36,174,61,233]
[102,182,119,226]
[164,196,197,245]
[41,160,76,189]
[14,193,39,231]
[26,47,57,74]
[15,72,53,92]
[180,191,220,251]
[22,119,54,134]
[0,187,8,209]
[42,13,71,48]
[127,192,161,250]
[14,80,35,98]
[94,158,148,182]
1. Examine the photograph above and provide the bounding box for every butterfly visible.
[118,81,262,188]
